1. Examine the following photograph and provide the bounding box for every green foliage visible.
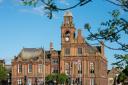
[122,65,128,76]
[117,72,126,83]
[107,0,128,12]
[112,54,128,83]
[112,54,128,69]
[57,73,68,84]
[45,74,54,82]
[111,10,120,18]
[21,0,37,7]
[85,9,128,51]
[0,64,7,81]
[45,73,68,84]
[84,23,91,30]
[117,66,128,84]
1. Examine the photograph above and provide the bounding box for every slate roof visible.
[19,48,44,60]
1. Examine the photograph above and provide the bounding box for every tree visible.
[106,0,128,12]
[112,54,128,69]
[57,73,68,84]
[85,9,128,52]
[0,64,7,84]
[84,1,128,82]
[45,73,68,85]
[45,74,54,82]
[112,54,128,84]
[83,0,128,52]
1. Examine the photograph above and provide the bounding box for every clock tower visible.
[61,10,76,44]
[60,11,77,75]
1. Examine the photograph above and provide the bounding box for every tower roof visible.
[64,10,73,16]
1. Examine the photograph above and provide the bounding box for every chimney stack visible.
[50,42,53,52]
[100,41,104,57]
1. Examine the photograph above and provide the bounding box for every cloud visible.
[59,0,69,6]
[19,6,45,16]
[19,5,59,19]
[33,6,45,16]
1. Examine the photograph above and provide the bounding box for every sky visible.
[0,0,127,69]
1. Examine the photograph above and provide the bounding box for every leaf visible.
[84,23,91,30]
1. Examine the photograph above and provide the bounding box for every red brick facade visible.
[12,11,108,85]
[11,48,51,85]
[60,11,108,85]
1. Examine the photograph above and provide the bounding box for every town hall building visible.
[11,11,108,85]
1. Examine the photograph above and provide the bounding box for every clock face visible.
[65,30,70,42]
[65,37,69,41]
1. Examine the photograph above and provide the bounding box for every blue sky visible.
[0,0,127,69]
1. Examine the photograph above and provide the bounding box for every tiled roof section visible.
[46,50,61,58]
[86,43,101,53]
[20,48,44,60]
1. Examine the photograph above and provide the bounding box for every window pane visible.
[78,48,82,55]
[18,64,22,73]
[52,59,58,64]
[52,67,58,73]
[38,64,43,73]
[19,64,22,73]
[28,64,32,73]
[90,62,95,75]
[65,48,70,56]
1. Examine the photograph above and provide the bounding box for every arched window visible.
[65,31,70,37]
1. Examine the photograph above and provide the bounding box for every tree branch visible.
[41,0,92,11]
